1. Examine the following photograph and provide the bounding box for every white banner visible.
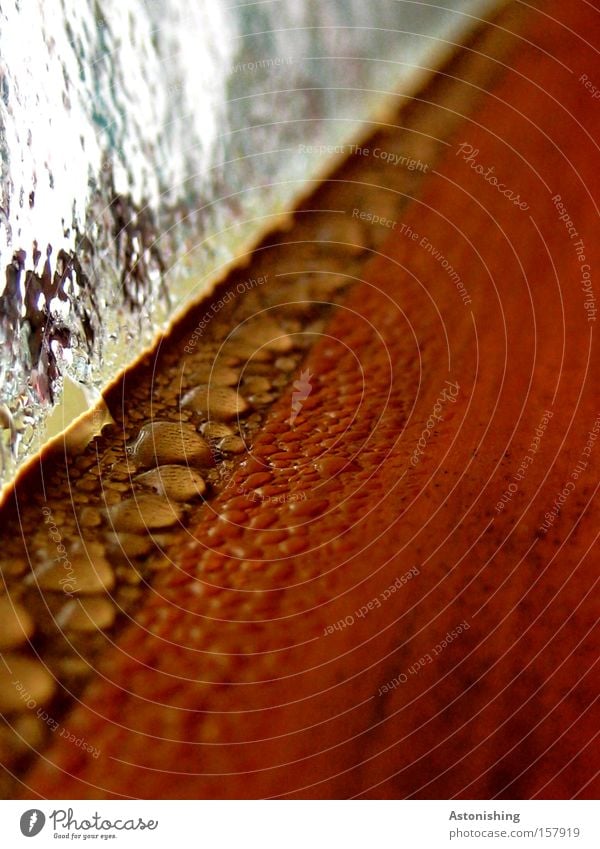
[0,800,598,847]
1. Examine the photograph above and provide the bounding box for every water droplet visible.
[180,385,249,421]
[56,597,116,633]
[104,532,154,558]
[107,493,183,532]
[0,557,27,578]
[187,362,239,386]
[314,456,348,477]
[243,376,271,394]
[135,465,206,501]
[220,340,273,363]
[3,714,45,758]
[275,356,296,371]
[233,317,293,353]
[217,436,246,455]
[247,393,274,406]
[0,596,34,650]
[127,421,214,468]
[0,655,56,713]
[28,542,115,595]
[78,507,102,528]
[201,421,233,440]
[243,472,273,489]
[287,497,329,517]
[56,657,90,679]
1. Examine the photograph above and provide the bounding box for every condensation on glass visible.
[0,0,498,489]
